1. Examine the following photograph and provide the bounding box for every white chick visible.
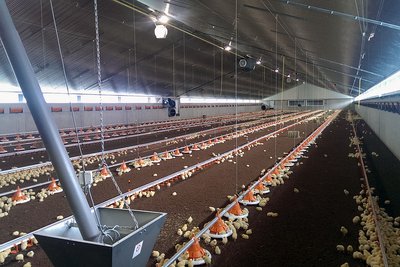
[336,245,345,252]
[340,226,348,236]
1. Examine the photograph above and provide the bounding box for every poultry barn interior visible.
[0,0,399,266]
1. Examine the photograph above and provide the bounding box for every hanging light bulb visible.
[274,68,279,73]
[224,41,232,51]
[158,15,169,24]
[154,24,168,39]
[256,59,261,65]
[286,73,292,83]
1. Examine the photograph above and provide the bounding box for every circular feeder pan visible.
[239,199,260,206]
[173,153,183,157]
[284,162,295,167]
[48,188,63,194]
[258,188,270,194]
[14,198,30,204]
[289,158,298,162]
[206,228,233,239]
[151,159,161,163]
[223,211,248,219]
[179,250,212,266]
[191,148,201,151]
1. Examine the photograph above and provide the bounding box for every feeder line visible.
[0,110,323,252]
[162,110,340,266]
[0,111,295,175]
[350,115,389,267]
[0,111,316,197]
[0,110,282,157]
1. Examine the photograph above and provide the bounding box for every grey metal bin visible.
[35,208,166,267]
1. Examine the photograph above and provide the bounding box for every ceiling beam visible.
[275,0,400,31]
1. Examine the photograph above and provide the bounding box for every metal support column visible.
[0,1,101,241]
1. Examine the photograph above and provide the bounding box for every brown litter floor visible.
[4,111,372,267]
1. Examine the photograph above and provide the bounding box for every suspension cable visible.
[274,15,278,161]
[234,0,239,193]
[49,0,86,171]
[49,0,107,238]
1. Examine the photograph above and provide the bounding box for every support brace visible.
[0,0,101,241]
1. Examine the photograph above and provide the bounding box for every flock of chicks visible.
[0,232,38,266]
[0,110,287,220]
[148,152,299,267]
[146,112,332,266]
[338,112,400,267]
[106,115,292,213]
[0,111,313,266]
[0,178,62,218]
[0,165,53,189]
[119,112,326,266]
[337,185,400,267]
[0,110,284,193]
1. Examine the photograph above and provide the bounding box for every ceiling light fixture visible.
[224,41,232,51]
[154,24,168,39]
[274,68,279,73]
[256,59,261,65]
[158,15,169,24]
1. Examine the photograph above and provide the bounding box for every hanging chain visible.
[94,0,105,164]
[93,0,138,230]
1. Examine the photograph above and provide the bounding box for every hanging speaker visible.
[238,57,256,72]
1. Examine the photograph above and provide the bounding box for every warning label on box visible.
[132,240,143,259]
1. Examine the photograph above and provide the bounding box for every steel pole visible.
[0,1,100,241]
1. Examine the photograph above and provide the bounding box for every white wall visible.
[263,84,353,111]
[271,99,352,110]
[0,103,260,134]
[264,83,353,101]
[355,104,400,160]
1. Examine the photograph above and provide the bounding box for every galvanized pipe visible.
[0,1,101,241]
